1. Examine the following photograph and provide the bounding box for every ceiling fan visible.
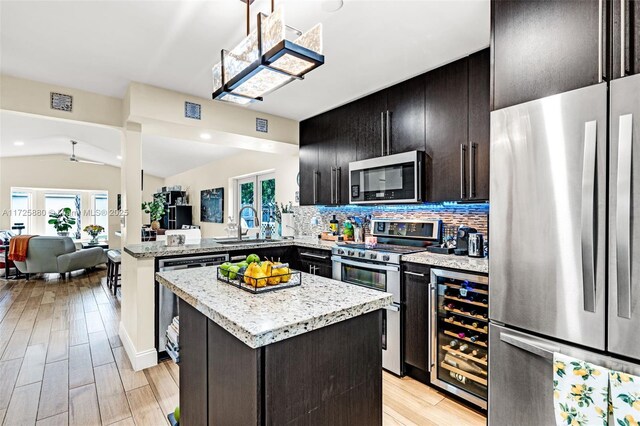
[67,140,104,165]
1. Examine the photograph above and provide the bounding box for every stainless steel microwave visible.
[349,151,425,204]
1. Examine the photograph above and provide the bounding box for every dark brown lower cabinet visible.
[403,263,431,376]
[179,299,383,425]
[179,300,208,426]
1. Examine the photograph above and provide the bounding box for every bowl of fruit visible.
[217,253,301,294]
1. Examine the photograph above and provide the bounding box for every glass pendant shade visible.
[211,5,324,105]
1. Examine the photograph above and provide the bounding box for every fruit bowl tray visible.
[216,264,302,294]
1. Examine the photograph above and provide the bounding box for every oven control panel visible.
[372,219,441,240]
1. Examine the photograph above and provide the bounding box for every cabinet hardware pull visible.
[620,0,625,77]
[598,0,603,81]
[336,167,341,203]
[386,111,391,155]
[469,142,477,198]
[404,271,425,277]
[616,114,633,318]
[301,252,329,260]
[460,144,467,199]
[381,112,386,156]
[230,255,247,262]
[580,120,598,313]
[330,167,335,204]
[313,170,319,204]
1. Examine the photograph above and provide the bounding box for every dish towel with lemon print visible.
[610,370,640,426]
[554,353,610,426]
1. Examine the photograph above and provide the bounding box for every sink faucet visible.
[238,206,260,241]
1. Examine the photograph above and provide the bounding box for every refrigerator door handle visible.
[616,114,634,319]
[500,333,559,361]
[581,120,598,313]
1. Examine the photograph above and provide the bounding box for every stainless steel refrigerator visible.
[489,74,640,425]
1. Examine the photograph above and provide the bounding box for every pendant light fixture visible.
[211,0,324,105]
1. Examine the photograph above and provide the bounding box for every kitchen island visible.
[156,266,392,425]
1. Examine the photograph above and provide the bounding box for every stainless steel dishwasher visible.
[156,253,229,357]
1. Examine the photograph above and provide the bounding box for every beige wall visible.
[0,75,123,127]
[164,150,299,237]
[0,154,163,247]
[128,82,299,145]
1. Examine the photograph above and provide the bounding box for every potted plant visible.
[83,224,105,244]
[48,207,77,237]
[142,200,167,230]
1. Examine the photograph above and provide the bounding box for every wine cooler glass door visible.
[430,269,489,409]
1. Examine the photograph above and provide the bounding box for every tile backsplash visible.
[293,203,489,240]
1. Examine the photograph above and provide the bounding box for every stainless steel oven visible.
[349,151,425,204]
[332,255,402,375]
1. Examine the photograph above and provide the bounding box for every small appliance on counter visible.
[467,233,485,258]
[454,226,477,256]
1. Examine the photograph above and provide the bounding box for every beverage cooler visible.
[430,268,489,409]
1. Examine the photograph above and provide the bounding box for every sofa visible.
[13,236,107,276]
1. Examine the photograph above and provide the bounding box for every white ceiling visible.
[0,111,244,177]
[0,0,490,121]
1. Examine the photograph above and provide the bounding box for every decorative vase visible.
[89,234,99,244]
[151,220,160,230]
[57,231,69,237]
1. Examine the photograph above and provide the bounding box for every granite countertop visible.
[123,236,334,259]
[402,252,489,274]
[155,266,392,348]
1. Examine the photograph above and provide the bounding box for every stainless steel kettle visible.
[468,233,485,258]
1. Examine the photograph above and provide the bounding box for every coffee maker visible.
[454,226,477,256]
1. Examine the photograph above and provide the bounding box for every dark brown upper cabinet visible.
[425,49,490,203]
[492,0,604,110]
[300,48,490,205]
[425,57,469,203]
[386,76,427,155]
[299,103,357,206]
[299,119,320,206]
[354,77,426,160]
[468,48,491,201]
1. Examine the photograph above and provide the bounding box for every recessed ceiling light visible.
[322,0,344,12]
[117,155,123,160]
[200,133,212,140]
[13,141,24,146]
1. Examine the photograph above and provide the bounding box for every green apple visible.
[219,262,232,277]
[246,254,260,264]
[174,407,180,423]
[228,265,240,280]
[236,261,249,269]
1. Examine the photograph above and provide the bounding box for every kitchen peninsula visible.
[156,266,391,425]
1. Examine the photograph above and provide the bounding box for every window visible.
[259,174,276,224]
[92,194,109,234]
[238,177,256,228]
[236,172,276,229]
[10,191,32,234]
[44,193,79,236]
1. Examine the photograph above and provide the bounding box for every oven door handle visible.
[331,256,400,272]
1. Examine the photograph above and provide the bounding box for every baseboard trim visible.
[119,321,157,371]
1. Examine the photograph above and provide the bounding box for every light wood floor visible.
[0,268,486,426]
